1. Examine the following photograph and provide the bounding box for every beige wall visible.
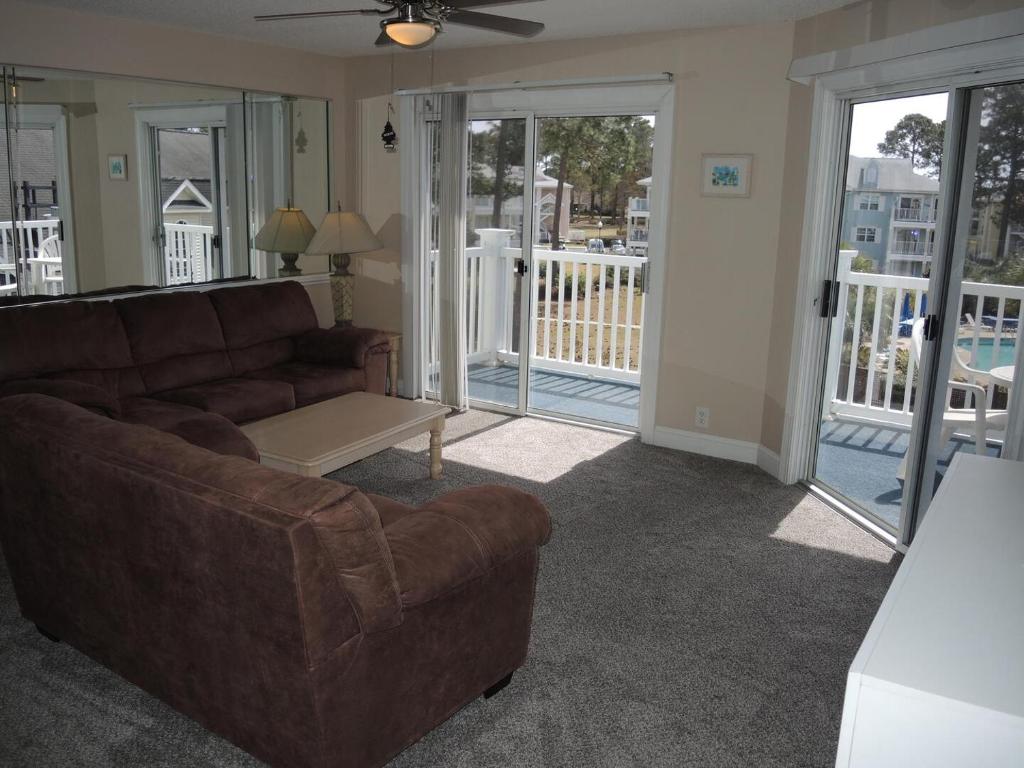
[759,0,1024,454]
[341,24,797,444]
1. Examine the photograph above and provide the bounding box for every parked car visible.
[587,238,605,254]
[610,239,626,255]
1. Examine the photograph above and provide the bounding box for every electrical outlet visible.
[695,407,710,429]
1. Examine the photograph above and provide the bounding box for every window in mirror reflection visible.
[0,65,330,304]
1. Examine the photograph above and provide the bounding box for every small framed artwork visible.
[701,154,752,198]
[108,154,128,181]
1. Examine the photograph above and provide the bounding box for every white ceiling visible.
[33,0,852,57]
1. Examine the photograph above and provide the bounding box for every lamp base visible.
[278,253,302,277]
[331,273,354,327]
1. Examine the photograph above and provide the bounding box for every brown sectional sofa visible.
[0,395,552,768]
[0,281,390,459]
[0,281,553,767]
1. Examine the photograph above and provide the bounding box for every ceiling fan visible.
[255,1,545,49]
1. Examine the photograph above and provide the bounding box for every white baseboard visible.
[757,445,781,479]
[648,426,782,480]
[650,426,759,464]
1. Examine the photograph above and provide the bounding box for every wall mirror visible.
[0,65,330,304]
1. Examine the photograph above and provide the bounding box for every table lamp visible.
[254,204,316,277]
[306,207,382,326]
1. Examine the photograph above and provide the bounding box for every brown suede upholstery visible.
[0,395,551,768]
[119,397,260,461]
[245,362,366,408]
[0,281,390,454]
[0,378,121,417]
[157,377,297,423]
[295,327,391,369]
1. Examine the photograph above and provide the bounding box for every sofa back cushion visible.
[209,281,319,374]
[116,292,232,393]
[0,299,144,397]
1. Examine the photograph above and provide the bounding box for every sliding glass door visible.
[811,93,950,534]
[807,79,1024,541]
[423,110,656,428]
[464,117,530,409]
[912,80,1024,514]
[527,116,653,428]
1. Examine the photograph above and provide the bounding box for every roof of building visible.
[161,178,212,210]
[846,156,939,194]
[0,128,57,217]
[157,130,214,210]
[534,165,573,190]
[158,129,212,180]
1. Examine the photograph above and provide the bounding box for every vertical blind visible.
[434,92,469,410]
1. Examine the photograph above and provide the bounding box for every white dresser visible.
[835,454,1024,767]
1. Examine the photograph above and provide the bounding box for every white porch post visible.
[475,228,514,367]
[822,250,856,420]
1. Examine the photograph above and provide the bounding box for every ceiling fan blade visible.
[444,9,544,37]
[375,29,394,46]
[254,9,382,22]
[445,0,539,8]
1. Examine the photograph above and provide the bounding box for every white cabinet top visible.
[850,453,1024,717]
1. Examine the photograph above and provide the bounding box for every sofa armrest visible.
[0,378,121,418]
[294,327,390,369]
[382,485,551,608]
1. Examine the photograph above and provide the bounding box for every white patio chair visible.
[898,317,1007,479]
[30,235,64,295]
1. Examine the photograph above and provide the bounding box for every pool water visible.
[957,338,1017,371]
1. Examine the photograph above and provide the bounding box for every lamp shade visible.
[306,211,382,255]
[254,207,316,253]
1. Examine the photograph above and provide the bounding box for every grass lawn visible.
[535,277,644,369]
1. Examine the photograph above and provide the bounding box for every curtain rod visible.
[395,72,673,97]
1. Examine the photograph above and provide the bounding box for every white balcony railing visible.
[894,207,937,223]
[433,229,648,386]
[530,247,647,382]
[889,240,933,258]
[825,250,1022,427]
[0,218,62,295]
[164,223,215,286]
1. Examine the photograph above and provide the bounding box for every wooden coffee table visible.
[241,392,449,479]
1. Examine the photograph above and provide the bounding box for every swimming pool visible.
[957,338,1018,371]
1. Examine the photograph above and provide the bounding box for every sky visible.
[848,93,949,158]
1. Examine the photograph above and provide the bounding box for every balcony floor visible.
[468,363,640,428]
[815,418,1001,528]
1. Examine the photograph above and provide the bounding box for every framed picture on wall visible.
[108,154,127,181]
[701,154,752,197]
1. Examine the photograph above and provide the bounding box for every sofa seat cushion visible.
[119,397,259,460]
[156,378,296,424]
[245,362,366,408]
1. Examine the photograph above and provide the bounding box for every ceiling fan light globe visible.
[384,19,437,48]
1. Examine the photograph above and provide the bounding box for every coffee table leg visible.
[429,418,444,479]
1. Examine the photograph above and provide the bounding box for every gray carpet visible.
[0,411,900,767]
